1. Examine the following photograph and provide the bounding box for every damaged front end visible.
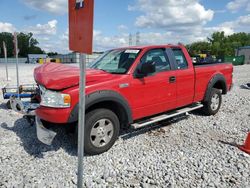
[35,117,57,145]
[9,85,57,145]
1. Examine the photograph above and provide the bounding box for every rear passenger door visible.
[171,48,195,108]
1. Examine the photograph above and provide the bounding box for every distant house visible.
[52,53,80,64]
[28,54,48,64]
[235,46,250,64]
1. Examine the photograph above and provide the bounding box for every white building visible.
[28,54,48,64]
[52,52,102,64]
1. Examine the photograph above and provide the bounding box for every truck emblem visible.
[75,0,84,9]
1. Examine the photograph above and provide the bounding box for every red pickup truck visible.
[34,44,233,154]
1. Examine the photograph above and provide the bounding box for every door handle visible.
[169,76,176,83]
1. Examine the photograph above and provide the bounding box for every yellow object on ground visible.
[38,58,46,64]
[198,54,207,58]
[39,58,61,64]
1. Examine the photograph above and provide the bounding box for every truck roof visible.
[115,44,183,50]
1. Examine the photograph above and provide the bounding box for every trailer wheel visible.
[202,88,222,115]
[79,108,120,155]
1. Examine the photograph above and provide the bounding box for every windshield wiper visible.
[98,68,110,73]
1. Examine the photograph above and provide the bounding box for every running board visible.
[131,103,203,129]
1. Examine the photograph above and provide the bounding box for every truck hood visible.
[34,63,114,90]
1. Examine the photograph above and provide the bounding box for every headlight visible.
[40,86,71,108]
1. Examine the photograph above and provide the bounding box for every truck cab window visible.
[172,49,188,69]
[89,49,140,74]
[140,49,171,73]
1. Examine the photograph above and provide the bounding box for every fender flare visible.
[203,74,227,102]
[68,90,133,124]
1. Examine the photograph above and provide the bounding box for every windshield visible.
[88,49,140,74]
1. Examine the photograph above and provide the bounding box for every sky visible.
[0,0,249,53]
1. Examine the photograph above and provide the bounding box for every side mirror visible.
[136,61,156,78]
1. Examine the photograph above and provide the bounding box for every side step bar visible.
[131,103,203,129]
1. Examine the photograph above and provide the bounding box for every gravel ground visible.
[0,63,249,188]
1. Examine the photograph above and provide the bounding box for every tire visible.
[202,88,222,116]
[82,108,120,155]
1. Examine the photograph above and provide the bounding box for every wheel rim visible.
[210,93,220,111]
[90,118,114,148]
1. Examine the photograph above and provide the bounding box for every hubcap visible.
[210,93,220,111]
[90,119,114,148]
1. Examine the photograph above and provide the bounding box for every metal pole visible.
[15,33,20,99]
[3,42,9,81]
[5,54,8,81]
[77,53,86,188]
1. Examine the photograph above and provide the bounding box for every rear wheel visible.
[202,88,222,115]
[82,108,120,155]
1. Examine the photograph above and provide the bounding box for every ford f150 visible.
[33,44,233,154]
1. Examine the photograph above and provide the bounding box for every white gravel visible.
[0,63,249,187]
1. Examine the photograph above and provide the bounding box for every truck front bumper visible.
[35,106,71,123]
[9,97,57,145]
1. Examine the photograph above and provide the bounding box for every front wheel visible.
[82,108,120,155]
[202,88,222,116]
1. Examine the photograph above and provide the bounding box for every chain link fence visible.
[0,53,102,65]
[0,58,27,64]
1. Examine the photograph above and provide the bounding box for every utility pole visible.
[129,33,132,46]
[136,32,140,46]
[13,32,20,99]
[3,41,9,81]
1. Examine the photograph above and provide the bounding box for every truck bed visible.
[193,62,233,102]
[193,62,230,66]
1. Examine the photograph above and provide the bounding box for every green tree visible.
[29,46,44,54]
[208,32,227,57]
[186,41,211,56]
[0,32,44,57]
[187,32,250,58]
[226,32,250,55]
[47,52,58,57]
[0,32,14,57]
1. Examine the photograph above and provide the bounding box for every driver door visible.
[129,48,177,120]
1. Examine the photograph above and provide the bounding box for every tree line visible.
[186,32,250,58]
[0,32,44,58]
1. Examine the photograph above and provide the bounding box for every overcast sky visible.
[0,0,249,53]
